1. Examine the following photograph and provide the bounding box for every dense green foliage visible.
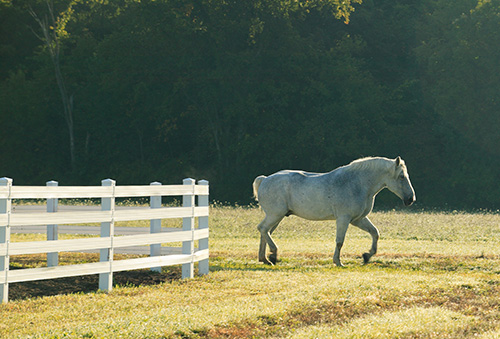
[1,0,499,208]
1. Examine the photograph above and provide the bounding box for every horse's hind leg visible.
[257,215,284,265]
[352,217,380,264]
[334,216,350,267]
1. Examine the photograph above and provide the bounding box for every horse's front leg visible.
[352,217,379,264]
[333,216,350,267]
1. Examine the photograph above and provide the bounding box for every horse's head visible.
[386,156,416,206]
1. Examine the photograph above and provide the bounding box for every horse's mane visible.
[346,157,400,172]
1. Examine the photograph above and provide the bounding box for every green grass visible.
[3,206,500,338]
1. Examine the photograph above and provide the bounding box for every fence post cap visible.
[101,178,116,185]
[46,180,58,186]
[150,181,162,186]
[198,179,209,185]
[183,178,196,185]
[0,177,12,185]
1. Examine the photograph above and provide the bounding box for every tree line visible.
[1,0,500,209]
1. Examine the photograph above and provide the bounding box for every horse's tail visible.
[252,175,267,202]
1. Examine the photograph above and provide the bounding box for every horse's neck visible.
[360,167,390,198]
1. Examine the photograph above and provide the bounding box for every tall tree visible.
[416,0,500,206]
[29,0,76,170]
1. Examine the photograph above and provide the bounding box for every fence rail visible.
[0,177,209,303]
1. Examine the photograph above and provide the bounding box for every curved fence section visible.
[0,177,209,303]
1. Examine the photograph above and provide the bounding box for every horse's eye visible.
[399,173,405,180]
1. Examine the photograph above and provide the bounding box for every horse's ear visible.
[395,156,401,167]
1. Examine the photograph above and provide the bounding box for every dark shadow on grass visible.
[8,267,182,301]
[209,257,345,273]
[209,263,275,272]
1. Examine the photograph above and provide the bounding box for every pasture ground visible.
[3,206,500,338]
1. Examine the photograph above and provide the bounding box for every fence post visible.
[150,181,162,273]
[46,180,59,267]
[99,179,115,292]
[198,180,209,275]
[182,178,195,279]
[0,178,12,303]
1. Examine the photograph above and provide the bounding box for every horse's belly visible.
[296,213,335,221]
[289,205,335,221]
[288,189,336,220]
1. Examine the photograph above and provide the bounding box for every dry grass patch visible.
[3,267,497,338]
[3,208,500,338]
[285,307,478,338]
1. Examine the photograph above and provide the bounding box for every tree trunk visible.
[29,1,76,170]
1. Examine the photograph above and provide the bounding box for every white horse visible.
[253,156,415,267]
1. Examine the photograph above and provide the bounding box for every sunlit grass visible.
[3,206,500,338]
[285,307,478,338]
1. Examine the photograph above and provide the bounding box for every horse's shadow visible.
[210,255,434,273]
[209,257,349,272]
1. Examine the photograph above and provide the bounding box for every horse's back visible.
[256,170,336,220]
[261,170,323,189]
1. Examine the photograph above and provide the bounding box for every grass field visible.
[3,206,500,338]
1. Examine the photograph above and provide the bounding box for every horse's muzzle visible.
[404,195,416,206]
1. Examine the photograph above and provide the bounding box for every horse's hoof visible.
[334,260,344,268]
[362,253,371,264]
[260,258,274,265]
[269,254,278,265]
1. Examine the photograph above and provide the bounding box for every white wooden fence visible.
[0,177,209,303]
